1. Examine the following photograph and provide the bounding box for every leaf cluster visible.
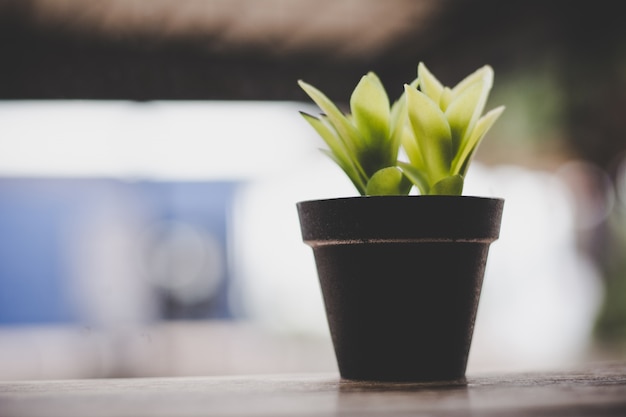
[298,63,504,196]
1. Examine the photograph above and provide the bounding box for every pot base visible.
[314,241,488,382]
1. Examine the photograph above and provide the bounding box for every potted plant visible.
[296,63,505,382]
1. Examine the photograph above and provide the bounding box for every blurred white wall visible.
[0,101,608,377]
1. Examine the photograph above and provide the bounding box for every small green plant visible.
[298,63,504,196]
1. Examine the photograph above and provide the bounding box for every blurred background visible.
[0,0,625,379]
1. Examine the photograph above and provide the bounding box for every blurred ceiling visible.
[0,0,444,100]
[0,0,624,107]
[12,0,438,58]
[3,0,626,170]
[4,0,619,101]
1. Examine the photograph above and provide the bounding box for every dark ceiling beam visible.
[0,0,624,109]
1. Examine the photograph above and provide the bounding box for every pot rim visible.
[297,194,503,205]
[297,194,505,244]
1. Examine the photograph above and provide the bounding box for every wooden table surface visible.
[1,362,625,417]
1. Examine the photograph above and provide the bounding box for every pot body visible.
[297,196,504,382]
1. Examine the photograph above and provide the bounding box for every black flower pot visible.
[297,196,504,382]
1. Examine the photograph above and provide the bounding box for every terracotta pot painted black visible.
[297,196,504,382]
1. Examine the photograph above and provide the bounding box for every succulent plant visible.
[298,62,504,196]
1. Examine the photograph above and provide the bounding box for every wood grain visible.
[1,362,625,416]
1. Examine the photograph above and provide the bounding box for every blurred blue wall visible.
[0,178,238,325]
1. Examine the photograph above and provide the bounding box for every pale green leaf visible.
[350,72,390,149]
[298,80,364,155]
[439,87,453,112]
[445,81,486,153]
[398,162,429,195]
[300,113,342,150]
[389,77,418,161]
[301,112,369,194]
[447,66,494,157]
[430,174,464,196]
[452,106,505,176]
[389,104,407,163]
[405,84,453,184]
[401,128,425,172]
[390,77,418,121]
[365,167,411,196]
[321,149,367,195]
[301,112,352,166]
[418,62,443,103]
[318,114,367,180]
[451,65,494,99]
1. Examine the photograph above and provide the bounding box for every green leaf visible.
[445,81,486,153]
[321,149,367,195]
[300,112,349,160]
[302,114,364,177]
[450,67,494,156]
[451,65,494,99]
[298,65,503,198]
[389,77,418,162]
[430,174,464,196]
[453,106,505,176]
[439,87,453,112]
[401,129,425,173]
[391,77,418,120]
[298,80,365,155]
[418,62,443,103]
[365,167,411,196]
[350,72,390,149]
[405,84,453,184]
[398,162,429,195]
[319,114,369,180]
[300,112,368,195]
